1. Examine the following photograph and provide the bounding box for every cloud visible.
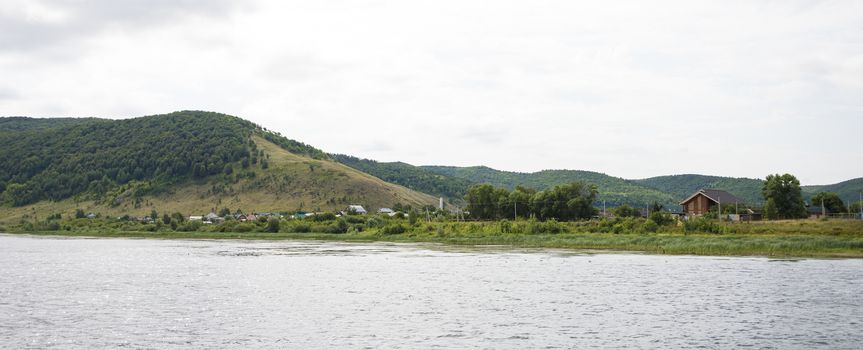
[1,0,861,184]
[0,0,240,55]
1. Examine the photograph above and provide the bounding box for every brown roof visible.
[679,189,744,205]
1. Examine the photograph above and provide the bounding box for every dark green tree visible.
[266,217,280,232]
[810,192,847,213]
[612,204,641,218]
[762,174,806,219]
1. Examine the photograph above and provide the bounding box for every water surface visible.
[1,234,861,349]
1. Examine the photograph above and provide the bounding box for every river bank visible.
[8,220,863,258]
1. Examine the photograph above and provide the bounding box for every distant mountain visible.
[420,166,677,208]
[0,111,437,222]
[633,174,766,205]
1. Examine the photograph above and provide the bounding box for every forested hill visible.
[801,178,863,204]
[330,155,472,202]
[633,174,766,205]
[0,112,248,205]
[420,166,676,207]
[0,111,434,213]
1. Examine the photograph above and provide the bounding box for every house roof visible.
[348,205,367,212]
[680,189,744,205]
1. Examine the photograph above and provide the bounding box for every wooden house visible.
[680,189,743,216]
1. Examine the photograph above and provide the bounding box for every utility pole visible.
[514,201,519,218]
[717,195,721,221]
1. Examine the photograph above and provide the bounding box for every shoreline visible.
[6,229,863,259]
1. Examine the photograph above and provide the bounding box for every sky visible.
[1,0,861,185]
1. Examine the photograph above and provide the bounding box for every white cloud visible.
[1,0,861,184]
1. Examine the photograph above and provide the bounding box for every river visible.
[0,234,861,349]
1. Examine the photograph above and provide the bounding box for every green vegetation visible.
[464,182,598,221]
[0,111,255,206]
[422,166,676,207]
[0,112,439,218]
[634,174,765,205]
[7,214,863,258]
[810,192,847,213]
[332,155,472,201]
[763,174,807,219]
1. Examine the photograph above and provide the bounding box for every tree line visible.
[464,182,598,221]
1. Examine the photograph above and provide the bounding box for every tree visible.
[218,207,231,217]
[612,204,641,218]
[162,213,172,225]
[75,208,86,219]
[266,217,280,232]
[465,184,504,220]
[849,201,862,214]
[762,174,806,219]
[810,192,846,214]
[150,209,158,221]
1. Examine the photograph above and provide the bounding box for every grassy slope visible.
[0,136,437,223]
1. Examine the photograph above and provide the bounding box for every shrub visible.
[291,223,311,233]
[683,217,724,234]
[499,219,512,234]
[310,212,337,222]
[365,217,384,228]
[233,223,257,233]
[265,218,280,233]
[178,221,202,232]
[648,212,674,226]
[345,216,366,224]
[381,224,407,235]
[641,220,658,233]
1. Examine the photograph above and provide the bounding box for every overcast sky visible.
[1,1,861,185]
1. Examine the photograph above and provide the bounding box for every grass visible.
[6,217,863,258]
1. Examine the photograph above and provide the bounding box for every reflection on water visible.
[1,234,861,349]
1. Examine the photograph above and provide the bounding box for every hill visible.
[420,166,676,207]
[0,111,437,223]
[802,178,863,205]
[330,155,472,202]
[633,174,766,205]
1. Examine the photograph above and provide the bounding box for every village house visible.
[348,205,367,215]
[680,189,744,216]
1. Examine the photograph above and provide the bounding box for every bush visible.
[178,221,202,232]
[310,212,337,222]
[365,217,384,228]
[648,212,674,226]
[345,216,366,224]
[640,220,658,233]
[291,223,311,233]
[380,224,407,235]
[266,218,280,233]
[683,217,724,234]
[232,223,257,233]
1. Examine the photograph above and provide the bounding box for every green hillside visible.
[421,166,676,208]
[0,111,437,222]
[331,155,472,202]
[802,178,863,204]
[633,174,766,205]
